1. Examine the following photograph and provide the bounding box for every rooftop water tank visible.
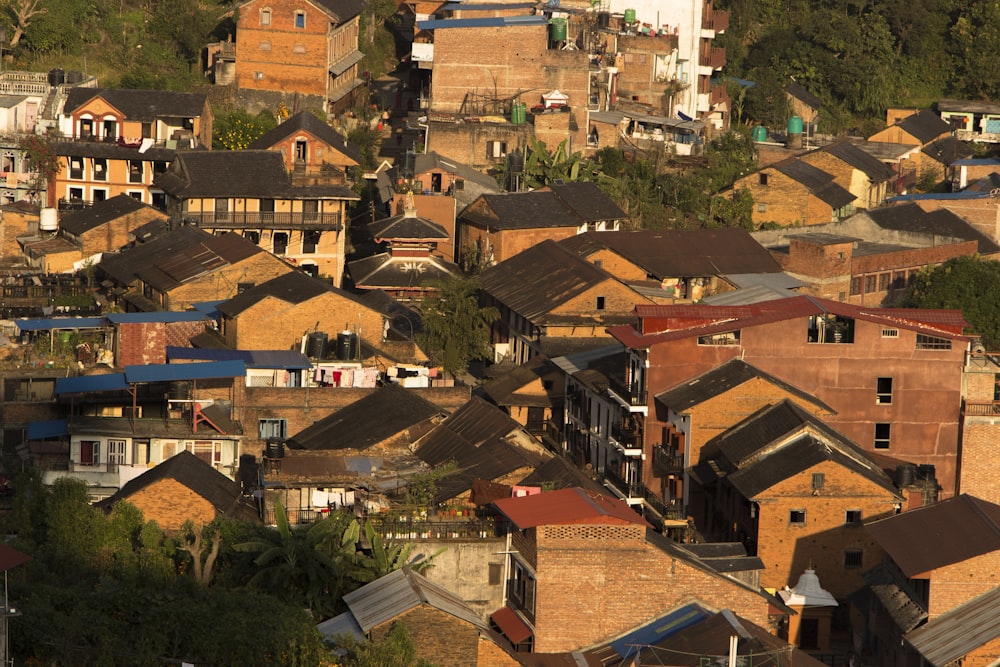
[39,208,58,232]
[751,125,767,142]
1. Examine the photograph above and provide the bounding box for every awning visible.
[56,373,129,395]
[27,419,68,440]
[124,360,246,383]
[490,606,532,644]
[16,317,106,332]
[330,50,364,76]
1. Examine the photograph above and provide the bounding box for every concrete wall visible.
[410,537,506,619]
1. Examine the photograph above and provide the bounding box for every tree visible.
[213,110,278,150]
[899,255,1000,347]
[334,622,436,667]
[3,0,45,47]
[416,276,499,378]
[361,521,440,579]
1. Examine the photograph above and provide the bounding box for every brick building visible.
[867,109,953,188]
[51,87,213,209]
[156,150,358,282]
[798,140,896,210]
[247,110,361,182]
[490,487,779,654]
[732,157,856,227]
[607,297,970,506]
[232,0,364,114]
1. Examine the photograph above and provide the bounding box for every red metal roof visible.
[490,605,533,644]
[492,487,650,529]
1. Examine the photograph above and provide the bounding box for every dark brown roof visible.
[866,202,1000,254]
[154,150,358,200]
[547,182,627,222]
[515,456,607,495]
[820,141,896,182]
[216,270,366,316]
[99,226,261,289]
[480,355,561,408]
[863,562,928,633]
[286,384,442,451]
[785,82,822,110]
[560,229,782,279]
[654,359,834,415]
[52,141,176,161]
[479,239,626,322]
[922,136,974,165]
[248,111,362,164]
[465,182,624,231]
[866,495,1000,577]
[368,210,449,241]
[347,253,460,290]
[63,87,208,120]
[60,194,162,236]
[414,396,547,502]
[96,450,259,523]
[895,110,952,144]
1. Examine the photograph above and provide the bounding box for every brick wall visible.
[928,550,1000,618]
[126,477,218,531]
[427,121,531,172]
[532,524,770,653]
[1,209,37,258]
[395,193,457,262]
[79,208,167,257]
[164,253,294,311]
[372,606,479,667]
[735,170,836,227]
[916,199,1000,251]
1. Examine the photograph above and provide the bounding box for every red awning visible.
[490,605,532,644]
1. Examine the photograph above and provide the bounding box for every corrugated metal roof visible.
[165,346,311,369]
[316,612,364,642]
[105,311,209,324]
[493,487,650,529]
[124,360,246,383]
[16,317,106,331]
[27,419,68,439]
[56,373,129,394]
[342,567,488,632]
[905,586,1000,667]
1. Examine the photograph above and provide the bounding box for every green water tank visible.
[624,8,636,23]
[550,18,567,42]
[788,115,803,135]
[752,125,767,142]
[517,102,527,124]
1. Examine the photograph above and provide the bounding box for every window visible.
[876,377,893,404]
[128,160,143,183]
[807,314,854,344]
[789,509,806,525]
[864,275,876,293]
[488,562,503,585]
[80,440,100,466]
[244,230,260,245]
[294,11,305,28]
[108,439,127,466]
[487,140,507,159]
[92,189,107,203]
[258,419,287,439]
[295,140,308,162]
[878,273,891,291]
[845,510,863,525]
[881,328,899,338]
[874,422,891,449]
[133,440,150,465]
[93,158,107,181]
[69,187,83,201]
[127,191,142,201]
[811,473,824,490]
[454,179,464,190]
[510,560,536,614]
[844,549,863,569]
[260,8,271,24]
[302,230,321,254]
[892,272,907,290]
[141,122,152,139]
[596,296,605,310]
[273,232,288,254]
[254,71,265,81]
[70,157,84,180]
[697,330,741,346]
[916,334,951,350]
[850,277,862,296]
[759,173,769,185]
[757,203,767,213]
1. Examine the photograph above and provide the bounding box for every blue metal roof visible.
[444,2,536,9]
[27,419,68,439]
[190,300,226,319]
[609,603,711,659]
[56,373,129,395]
[165,346,312,370]
[889,192,991,201]
[104,311,209,324]
[417,15,545,28]
[16,317,107,332]
[124,360,247,383]
[952,158,1000,166]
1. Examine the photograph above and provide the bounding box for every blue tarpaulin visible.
[56,373,129,395]
[165,346,311,369]
[27,419,68,439]
[124,360,246,383]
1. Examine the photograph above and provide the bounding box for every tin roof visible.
[905,586,1000,667]
[492,486,650,529]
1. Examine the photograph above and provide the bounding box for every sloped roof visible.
[287,384,442,451]
[515,456,607,495]
[464,182,623,230]
[59,194,161,236]
[154,150,358,200]
[368,210,449,241]
[559,229,782,279]
[863,562,928,633]
[895,110,952,144]
[654,359,834,415]
[866,203,1000,254]
[481,355,561,408]
[821,140,897,182]
[348,253,460,290]
[411,151,500,192]
[99,226,262,289]
[248,111,362,164]
[786,82,822,110]
[414,397,545,502]
[905,585,1000,667]
[866,495,1000,578]
[547,182,627,222]
[479,239,624,322]
[96,450,259,523]
[493,486,650,529]
[216,270,366,316]
[702,400,899,499]
[610,295,970,349]
[922,136,973,165]
[774,158,835,190]
[63,87,208,120]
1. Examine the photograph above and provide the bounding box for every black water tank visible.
[337,330,359,360]
[66,71,83,84]
[917,464,936,481]
[597,11,610,28]
[895,463,917,487]
[306,331,328,359]
[47,68,65,86]
[265,438,285,459]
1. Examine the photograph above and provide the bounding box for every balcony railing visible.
[652,445,683,476]
[699,45,726,70]
[603,466,643,499]
[183,211,343,231]
[642,488,683,521]
[701,8,729,32]
[965,402,1000,416]
[610,423,641,450]
[608,376,647,407]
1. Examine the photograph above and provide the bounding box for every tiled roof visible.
[368,210,449,241]
[63,87,208,120]
[896,110,952,144]
[465,182,624,231]
[287,384,442,451]
[922,136,973,165]
[559,229,782,278]
[863,562,927,633]
[492,486,650,529]
[248,111,362,164]
[59,193,160,236]
[866,494,1000,577]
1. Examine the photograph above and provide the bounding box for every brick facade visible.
[733,168,838,227]
[371,607,519,667]
[158,252,294,311]
[125,477,219,531]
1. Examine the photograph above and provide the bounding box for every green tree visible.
[335,622,436,667]
[361,521,440,579]
[949,1,1000,100]
[213,110,278,150]
[899,255,1000,347]
[416,276,499,378]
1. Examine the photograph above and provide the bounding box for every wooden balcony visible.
[965,402,1000,416]
[699,44,726,70]
[183,211,343,231]
[701,8,729,32]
